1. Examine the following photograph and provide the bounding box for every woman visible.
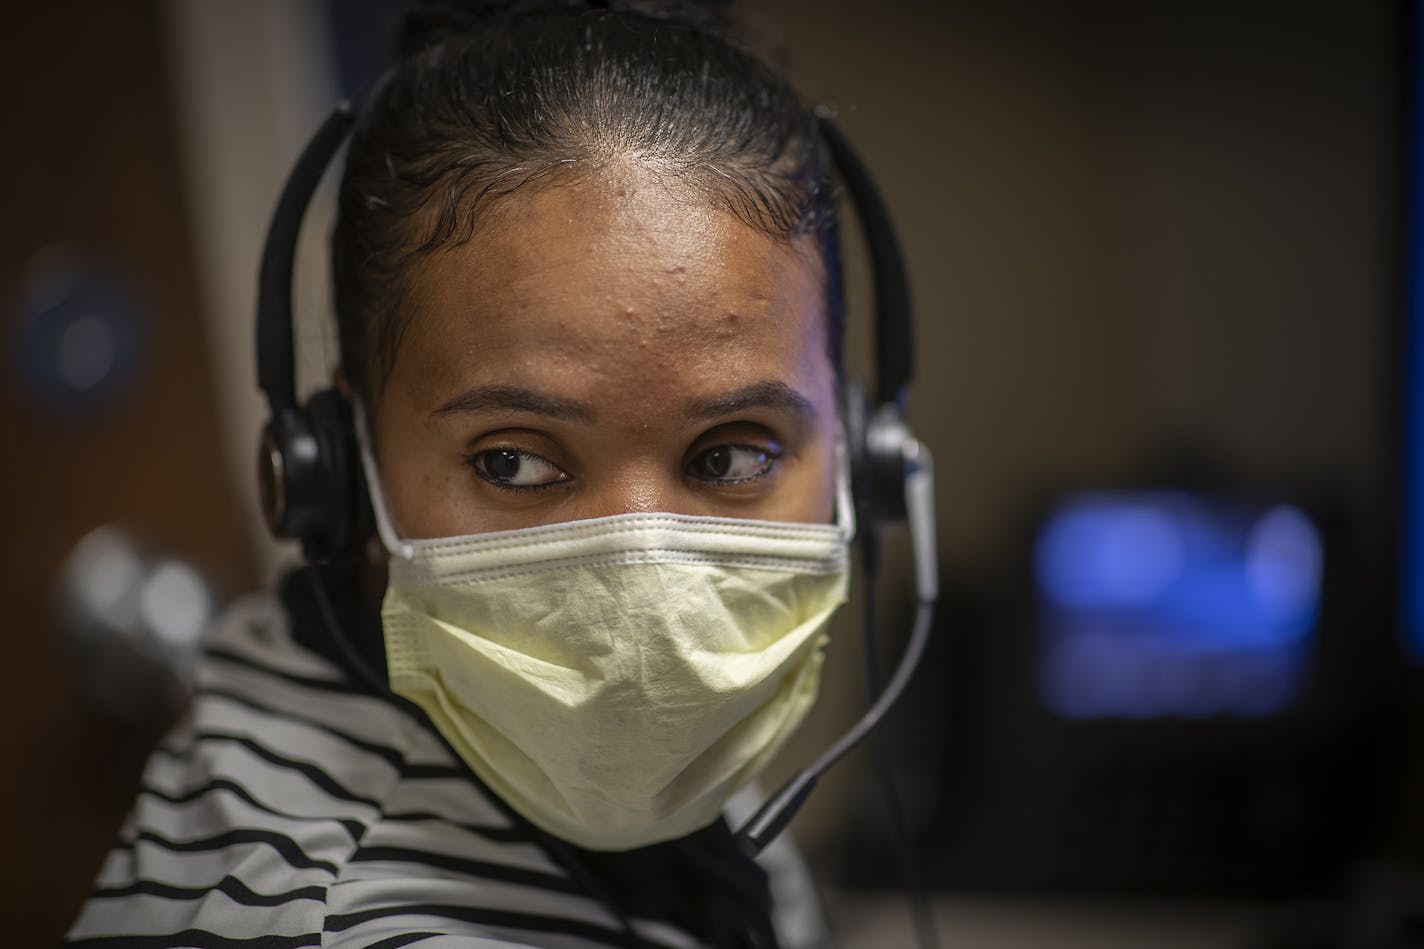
[69,1,866,945]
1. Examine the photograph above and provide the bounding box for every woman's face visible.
[372,162,839,537]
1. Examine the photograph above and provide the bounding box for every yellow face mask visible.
[358,416,852,851]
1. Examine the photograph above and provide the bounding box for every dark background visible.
[2,1,1418,945]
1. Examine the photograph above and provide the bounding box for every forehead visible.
[388,163,832,417]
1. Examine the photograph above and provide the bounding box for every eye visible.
[686,444,779,484]
[467,449,569,491]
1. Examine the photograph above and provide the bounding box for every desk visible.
[826,894,1272,949]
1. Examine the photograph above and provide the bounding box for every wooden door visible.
[0,2,258,940]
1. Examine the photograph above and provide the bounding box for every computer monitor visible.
[1035,491,1324,720]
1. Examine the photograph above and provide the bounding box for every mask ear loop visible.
[351,398,415,561]
[834,418,859,541]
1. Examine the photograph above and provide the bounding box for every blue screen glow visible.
[1402,0,1424,665]
[1035,492,1323,719]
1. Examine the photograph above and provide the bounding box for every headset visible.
[254,100,938,861]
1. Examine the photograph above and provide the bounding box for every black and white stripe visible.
[65,593,711,948]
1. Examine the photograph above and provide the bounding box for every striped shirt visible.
[66,584,824,948]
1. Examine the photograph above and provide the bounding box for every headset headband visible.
[256,102,355,416]
[816,121,914,407]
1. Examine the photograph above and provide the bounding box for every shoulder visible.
[65,590,698,948]
[65,590,421,944]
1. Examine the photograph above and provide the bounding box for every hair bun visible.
[400,0,735,59]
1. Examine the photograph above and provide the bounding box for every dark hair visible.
[331,0,843,402]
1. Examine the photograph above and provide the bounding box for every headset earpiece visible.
[862,401,918,524]
[258,388,362,561]
[848,384,922,555]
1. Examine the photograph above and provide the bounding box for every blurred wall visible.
[0,1,261,941]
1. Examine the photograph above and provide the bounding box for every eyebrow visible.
[431,379,816,426]
[433,384,596,422]
[684,381,816,424]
